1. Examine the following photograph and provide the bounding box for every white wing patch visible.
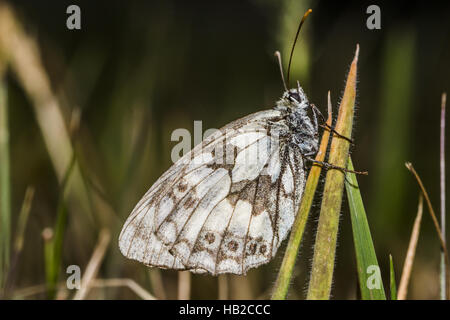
[231,135,271,182]
[119,109,306,275]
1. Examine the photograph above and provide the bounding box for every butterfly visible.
[119,82,318,275]
[119,10,332,275]
[119,85,320,275]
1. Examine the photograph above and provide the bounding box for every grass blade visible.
[44,155,76,299]
[398,194,423,300]
[0,63,10,290]
[390,255,397,300]
[48,200,68,298]
[345,157,386,300]
[271,92,333,300]
[307,45,359,300]
[440,92,447,300]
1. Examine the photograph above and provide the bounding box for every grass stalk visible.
[306,45,359,299]
[0,65,10,290]
[440,92,447,300]
[218,274,228,300]
[397,194,423,300]
[73,229,111,300]
[177,271,191,300]
[47,202,68,298]
[390,255,397,300]
[271,92,333,299]
[44,155,76,298]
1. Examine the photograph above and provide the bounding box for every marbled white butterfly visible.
[119,10,341,275]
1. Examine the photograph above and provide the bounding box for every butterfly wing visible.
[119,109,305,275]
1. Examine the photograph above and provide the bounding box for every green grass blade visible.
[44,154,75,299]
[389,254,397,300]
[345,157,386,300]
[0,69,10,290]
[48,201,68,298]
[44,202,68,299]
[307,46,359,300]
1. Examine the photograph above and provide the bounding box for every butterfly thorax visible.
[275,88,319,157]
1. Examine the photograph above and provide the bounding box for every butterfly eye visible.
[288,92,300,103]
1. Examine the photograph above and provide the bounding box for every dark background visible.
[3,0,450,299]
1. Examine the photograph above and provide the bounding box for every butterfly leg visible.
[303,156,368,175]
[309,102,354,145]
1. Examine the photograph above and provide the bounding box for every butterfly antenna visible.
[286,9,312,87]
[274,51,288,92]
